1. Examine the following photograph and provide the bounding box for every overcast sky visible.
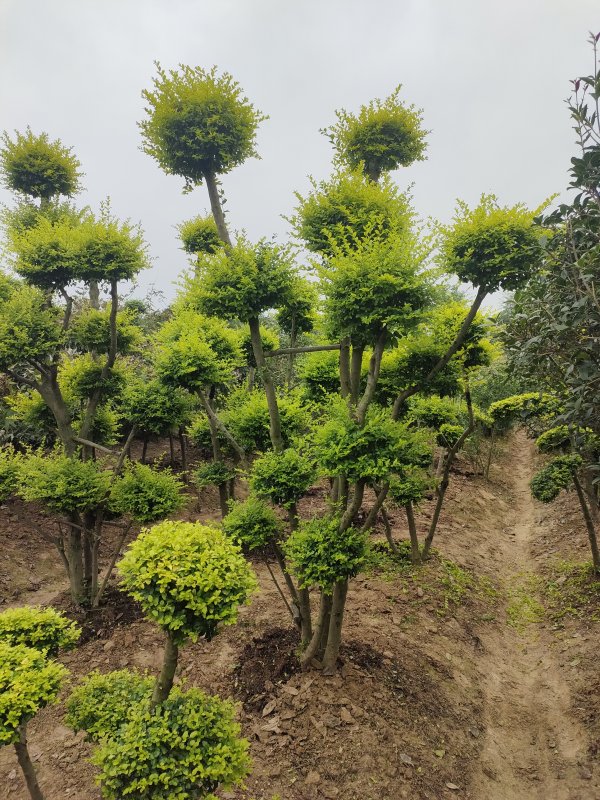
[1,0,598,307]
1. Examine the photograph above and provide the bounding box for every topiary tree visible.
[118,520,256,704]
[140,63,266,245]
[284,516,369,671]
[178,214,222,256]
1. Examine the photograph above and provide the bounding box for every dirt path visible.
[469,431,597,800]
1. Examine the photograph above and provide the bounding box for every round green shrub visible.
[388,468,434,506]
[118,521,257,644]
[222,496,281,550]
[436,423,465,450]
[178,215,222,255]
[140,63,267,186]
[323,87,427,180]
[193,460,236,490]
[284,516,368,590]
[109,462,185,523]
[250,448,315,508]
[0,606,80,656]
[0,641,67,745]
[65,669,154,742]
[16,452,111,514]
[92,687,250,800]
[530,455,582,504]
[0,129,82,199]
[68,308,141,355]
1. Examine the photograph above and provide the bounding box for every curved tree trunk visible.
[151,631,179,707]
[14,723,45,800]
[204,169,232,247]
[248,317,284,452]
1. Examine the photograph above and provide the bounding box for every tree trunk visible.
[300,591,332,667]
[151,632,179,707]
[14,723,45,800]
[169,434,175,466]
[38,378,76,456]
[141,436,149,464]
[178,427,188,476]
[89,280,100,310]
[350,344,364,404]
[339,338,351,399]
[322,579,349,674]
[67,519,85,604]
[204,169,233,247]
[286,315,297,389]
[288,504,312,645]
[573,472,600,574]
[381,506,400,556]
[405,501,421,564]
[355,331,386,425]
[248,317,284,452]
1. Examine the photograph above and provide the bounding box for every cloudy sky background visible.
[1,0,598,307]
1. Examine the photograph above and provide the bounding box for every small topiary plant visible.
[118,520,256,703]
[109,461,185,523]
[530,455,582,504]
[91,687,250,800]
[222,496,281,550]
[0,606,80,656]
[250,448,316,510]
[65,669,154,742]
[0,641,68,800]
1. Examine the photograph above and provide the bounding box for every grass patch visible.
[506,572,545,631]
[365,541,499,615]
[544,560,600,622]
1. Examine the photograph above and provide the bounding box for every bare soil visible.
[1,430,599,799]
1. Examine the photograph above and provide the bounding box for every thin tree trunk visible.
[94,524,131,608]
[89,280,100,310]
[355,331,386,425]
[67,520,85,604]
[204,169,232,247]
[339,480,365,532]
[169,434,175,466]
[178,427,188,475]
[141,436,149,464]
[339,338,351,399]
[287,316,297,389]
[288,504,312,645]
[151,632,179,707]
[350,345,364,404]
[272,543,302,627]
[322,579,349,674]
[381,506,400,556]
[484,428,496,480]
[405,501,421,564]
[573,472,600,574]
[248,317,284,452]
[198,389,246,466]
[14,723,45,800]
[300,591,332,667]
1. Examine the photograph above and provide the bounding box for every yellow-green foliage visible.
[68,307,142,355]
[222,496,281,550]
[250,448,316,508]
[0,448,20,502]
[0,606,80,656]
[178,215,222,255]
[323,87,427,180]
[65,670,154,742]
[0,285,62,369]
[16,452,111,514]
[0,128,82,200]
[140,63,266,186]
[109,462,185,523]
[185,239,295,322]
[312,400,431,482]
[284,516,368,590]
[0,642,67,745]
[118,521,257,644]
[320,230,429,345]
[290,170,411,257]
[439,194,545,292]
[92,687,251,800]
[530,455,582,503]
[488,392,562,427]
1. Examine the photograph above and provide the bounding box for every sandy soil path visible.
[469,431,597,800]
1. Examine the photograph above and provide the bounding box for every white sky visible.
[1,0,598,307]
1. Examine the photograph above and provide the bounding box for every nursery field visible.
[0,431,598,800]
[1,29,600,800]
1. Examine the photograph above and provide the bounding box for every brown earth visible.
[0,430,599,799]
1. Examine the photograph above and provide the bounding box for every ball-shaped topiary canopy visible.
[118,521,256,644]
[0,129,82,200]
[140,63,267,187]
